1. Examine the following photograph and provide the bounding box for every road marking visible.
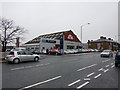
[111,63,114,65]
[68,79,81,87]
[44,63,50,65]
[18,75,62,90]
[84,78,90,81]
[106,65,109,67]
[102,59,110,63]
[25,66,34,68]
[11,67,24,71]
[98,68,103,71]
[111,65,115,68]
[104,69,109,72]
[11,63,50,71]
[77,64,97,71]
[94,74,102,79]
[87,72,95,77]
[76,81,89,89]
[35,64,43,67]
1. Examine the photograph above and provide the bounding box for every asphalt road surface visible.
[2,52,120,90]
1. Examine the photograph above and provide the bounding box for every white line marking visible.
[18,76,62,90]
[44,63,50,65]
[87,72,95,77]
[94,74,102,79]
[25,66,34,68]
[98,68,103,71]
[102,59,110,63]
[76,81,89,89]
[106,65,109,67]
[111,65,115,68]
[104,69,109,72]
[11,67,24,71]
[111,63,114,65]
[11,63,50,71]
[84,78,90,81]
[68,79,81,87]
[36,64,43,67]
[77,64,97,71]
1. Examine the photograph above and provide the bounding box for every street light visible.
[80,23,90,48]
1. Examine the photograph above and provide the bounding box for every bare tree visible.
[0,18,26,52]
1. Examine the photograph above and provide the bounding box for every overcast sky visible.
[0,1,118,44]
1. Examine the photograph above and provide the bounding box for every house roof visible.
[90,38,118,44]
[25,30,80,44]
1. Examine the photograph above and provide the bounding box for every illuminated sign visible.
[68,34,73,40]
[42,39,56,43]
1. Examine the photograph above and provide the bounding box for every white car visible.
[100,50,113,57]
[67,49,74,54]
[64,50,69,54]
[6,51,40,64]
[71,49,78,53]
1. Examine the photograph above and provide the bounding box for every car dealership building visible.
[24,30,81,52]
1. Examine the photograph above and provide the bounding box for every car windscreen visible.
[103,50,110,53]
[9,52,14,55]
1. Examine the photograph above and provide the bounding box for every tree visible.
[0,18,26,52]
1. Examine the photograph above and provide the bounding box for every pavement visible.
[2,52,120,89]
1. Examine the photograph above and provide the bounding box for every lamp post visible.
[80,23,90,48]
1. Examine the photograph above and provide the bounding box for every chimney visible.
[108,38,111,40]
[100,36,104,39]
[103,37,106,39]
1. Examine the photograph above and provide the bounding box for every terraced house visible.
[88,36,120,51]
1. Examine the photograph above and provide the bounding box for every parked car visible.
[100,50,113,57]
[80,49,89,53]
[64,50,69,54]
[6,51,40,64]
[115,51,120,67]
[71,49,78,54]
[94,49,99,52]
[32,50,40,54]
[66,49,73,54]
[39,49,47,54]
[48,50,62,55]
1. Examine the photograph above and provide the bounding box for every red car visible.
[48,50,62,55]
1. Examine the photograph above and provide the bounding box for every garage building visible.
[24,30,81,52]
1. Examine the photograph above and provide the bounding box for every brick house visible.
[88,36,120,51]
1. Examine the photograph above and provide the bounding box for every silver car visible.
[100,50,113,57]
[6,50,40,64]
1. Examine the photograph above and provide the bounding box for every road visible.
[2,52,120,89]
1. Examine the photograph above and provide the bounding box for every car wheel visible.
[115,63,118,67]
[34,57,39,62]
[56,53,58,55]
[13,58,20,64]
